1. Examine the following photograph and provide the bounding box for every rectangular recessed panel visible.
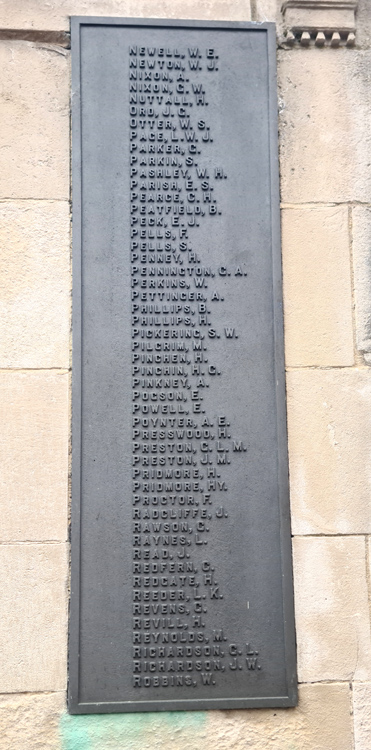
[69,17,297,713]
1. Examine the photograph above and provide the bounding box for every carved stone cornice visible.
[281,0,358,47]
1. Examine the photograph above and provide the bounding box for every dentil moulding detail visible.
[281,0,358,47]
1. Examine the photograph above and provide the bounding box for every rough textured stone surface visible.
[352,205,371,363]
[0,41,69,199]
[293,536,371,682]
[353,682,371,750]
[278,49,371,203]
[287,368,371,534]
[0,372,69,542]
[357,0,371,49]
[0,201,70,368]
[59,684,352,750]
[0,543,68,692]
[282,206,353,367]
[0,0,251,30]
[0,692,65,750]
[254,0,281,27]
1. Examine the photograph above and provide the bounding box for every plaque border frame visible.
[69,16,298,714]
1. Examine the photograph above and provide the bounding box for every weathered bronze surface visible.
[69,17,297,713]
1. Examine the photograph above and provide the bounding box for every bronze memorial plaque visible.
[69,17,297,713]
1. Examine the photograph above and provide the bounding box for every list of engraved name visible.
[129,43,260,690]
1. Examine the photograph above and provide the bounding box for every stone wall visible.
[1,1,370,747]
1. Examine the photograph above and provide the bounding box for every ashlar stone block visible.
[0,371,69,542]
[0,692,65,750]
[282,206,354,367]
[205,683,352,750]
[293,536,371,682]
[287,369,371,535]
[255,0,282,28]
[352,205,371,363]
[0,0,251,31]
[278,49,371,203]
[353,682,371,750]
[356,0,371,50]
[58,684,352,750]
[0,543,68,692]
[0,201,70,368]
[0,41,69,199]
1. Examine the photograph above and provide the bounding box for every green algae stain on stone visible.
[60,713,91,750]
[60,711,207,750]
